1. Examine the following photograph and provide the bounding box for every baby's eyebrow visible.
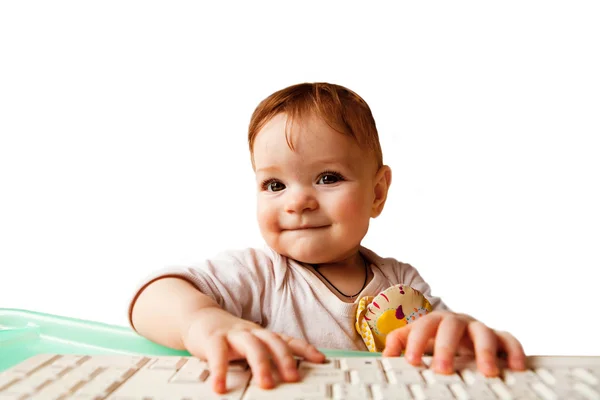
[256,159,359,174]
[255,165,281,174]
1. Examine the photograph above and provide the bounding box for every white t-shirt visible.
[128,245,449,351]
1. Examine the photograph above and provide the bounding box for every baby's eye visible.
[263,180,286,192]
[318,172,344,185]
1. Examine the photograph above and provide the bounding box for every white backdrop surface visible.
[1,1,599,356]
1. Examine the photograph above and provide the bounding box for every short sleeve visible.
[395,261,451,312]
[127,247,274,330]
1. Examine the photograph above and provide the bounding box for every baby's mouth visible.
[284,225,330,231]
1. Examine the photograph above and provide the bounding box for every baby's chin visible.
[270,239,355,265]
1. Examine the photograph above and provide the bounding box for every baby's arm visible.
[130,276,325,394]
[131,277,219,350]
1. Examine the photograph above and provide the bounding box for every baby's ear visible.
[371,165,392,218]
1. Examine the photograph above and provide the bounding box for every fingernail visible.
[485,361,499,375]
[214,378,226,393]
[514,358,526,370]
[287,368,299,381]
[312,348,325,360]
[435,359,451,373]
[406,351,418,363]
[262,374,273,387]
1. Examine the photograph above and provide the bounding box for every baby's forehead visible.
[251,112,379,172]
[253,138,376,178]
[261,113,361,149]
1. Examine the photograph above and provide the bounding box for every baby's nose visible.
[285,189,318,213]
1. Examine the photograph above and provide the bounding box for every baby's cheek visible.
[331,199,369,238]
[256,204,277,231]
[335,192,369,219]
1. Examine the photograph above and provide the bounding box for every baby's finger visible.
[203,335,230,394]
[496,330,526,371]
[405,313,445,365]
[279,333,326,363]
[228,331,274,389]
[382,327,409,357]
[251,330,299,382]
[432,315,467,374]
[468,321,499,377]
[395,313,444,365]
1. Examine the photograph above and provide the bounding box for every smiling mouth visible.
[285,225,329,231]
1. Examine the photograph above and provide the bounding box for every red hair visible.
[248,82,383,168]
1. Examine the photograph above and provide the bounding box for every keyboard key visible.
[465,382,498,399]
[573,368,600,386]
[381,357,426,371]
[338,357,380,370]
[35,381,71,400]
[82,355,148,369]
[348,368,386,384]
[551,387,589,400]
[10,354,58,375]
[421,368,462,384]
[409,382,454,400]
[74,377,121,397]
[460,368,502,386]
[535,368,558,385]
[61,364,100,381]
[0,394,26,400]
[51,355,89,368]
[504,369,541,385]
[244,382,330,399]
[509,383,540,399]
[544,368,579,388]
[171,368,210,383]
[408,383,427,400]
[0,374,20,392]
[170,358,210,383]
[421,356,434,367]
[574,382,600,400]
[100,369,174,397]
[147,356,187,370]
[2,370,55,396]
[387,368,424,384]
[532,381,559,400]
[331,383,370,399]
[425,383,456,399]
[448,382,470,400]
[1,380,37,396]
[489,381,515,400]
[298,368,347,384]
[298,359,339,370]
[371,383,412,400]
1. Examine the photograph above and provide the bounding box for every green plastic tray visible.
[0,308,376,373]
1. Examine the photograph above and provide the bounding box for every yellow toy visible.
[355,284,433,352]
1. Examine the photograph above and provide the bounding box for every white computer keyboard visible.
[1,353,599,399]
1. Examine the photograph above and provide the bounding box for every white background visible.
[1,1,599,357]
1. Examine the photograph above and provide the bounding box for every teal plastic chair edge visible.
[0,308,377,359]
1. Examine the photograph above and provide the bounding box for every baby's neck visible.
[312,252,365,274]
[304,251,373,303]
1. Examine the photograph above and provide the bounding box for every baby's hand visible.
[382,311,526,376]
[181,307,325,393]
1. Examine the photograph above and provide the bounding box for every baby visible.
[128,82,526,394]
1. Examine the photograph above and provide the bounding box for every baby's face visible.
[252,113,380,264]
